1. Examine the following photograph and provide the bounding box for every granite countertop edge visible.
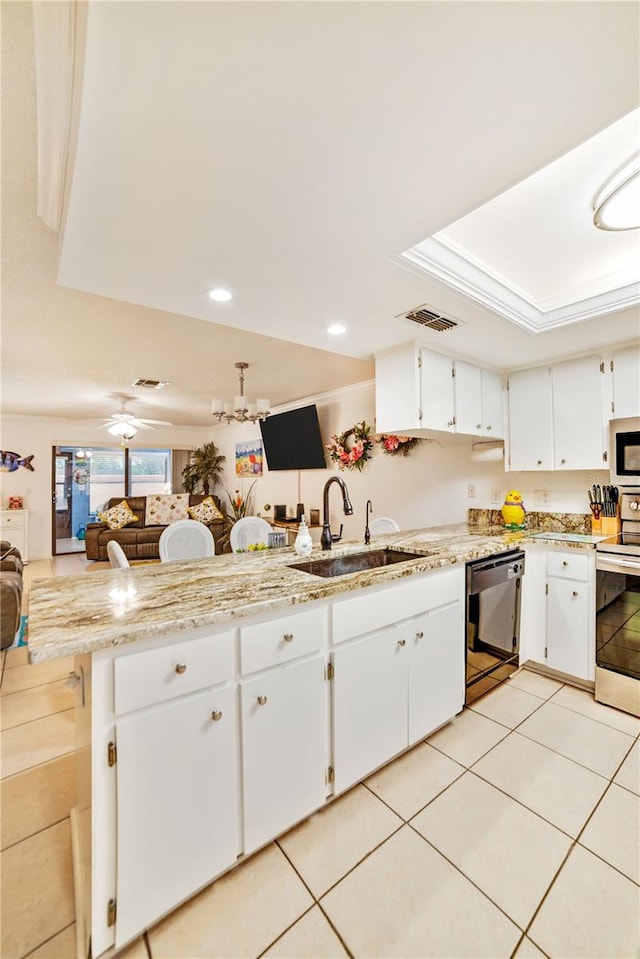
[26,522,603,663]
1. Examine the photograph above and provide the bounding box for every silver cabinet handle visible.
[476,423,482,430]
[486,425,492,431]
[416,631,424,640]
[283,633,294,643]
[211,710,222,721]
[397,639,406,648]
[257,695,268,706]
[175,663,187,674]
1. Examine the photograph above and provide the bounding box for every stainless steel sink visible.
[289,548,424,578]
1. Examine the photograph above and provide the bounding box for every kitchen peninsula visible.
[26,519,599,958]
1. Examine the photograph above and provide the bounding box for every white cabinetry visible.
[0,510,28,561]
[112,631,238,948]
[611,346,640,420]
[332,567,464,794]
[454,362,504,439]
[545,550,594,682]
[508,367,553,471]
[508,358,606,471]
[376,343,504,438]
[552,355,606,470]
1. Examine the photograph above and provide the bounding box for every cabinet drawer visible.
[114,630,234,715]
[239,607,324,675]
[547,551,591,581]
[1,512,25,530]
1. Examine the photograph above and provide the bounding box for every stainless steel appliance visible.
[609,417,640,487]
[595,490,640,716]
[466,549,525,705]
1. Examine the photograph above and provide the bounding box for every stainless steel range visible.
[595,491,640,717]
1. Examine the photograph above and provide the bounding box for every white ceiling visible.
[3,1,640,428]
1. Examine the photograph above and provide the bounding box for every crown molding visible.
[399,238,640,334]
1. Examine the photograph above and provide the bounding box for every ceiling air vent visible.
[132,378,169,389]
[402,305,458,332]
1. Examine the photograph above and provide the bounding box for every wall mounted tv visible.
[259,404,326,471]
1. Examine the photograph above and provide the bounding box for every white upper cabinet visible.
[611,346,640,420]
[551,355,607,470]
[419,349,455,432]
[375,344,502,437]
[454,361,504,438]
[507,367,553,471]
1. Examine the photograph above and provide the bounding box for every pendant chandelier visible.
[212,362,271,424]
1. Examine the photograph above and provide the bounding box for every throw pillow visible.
[145,493,190,526]
[187,496,224,524]
[98,500,139,531]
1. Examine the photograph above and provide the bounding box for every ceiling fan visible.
[99,399,172,439]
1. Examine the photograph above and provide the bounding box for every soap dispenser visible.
[294,515,313,557]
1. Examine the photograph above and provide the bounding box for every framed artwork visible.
[236,440,263,477]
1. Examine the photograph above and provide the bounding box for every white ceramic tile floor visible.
[2,599,639,959]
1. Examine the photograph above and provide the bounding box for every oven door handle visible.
[596,554,640,574]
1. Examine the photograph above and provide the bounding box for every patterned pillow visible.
[187,496,224,524]
[98,500,139,531]
[145,493,190,526]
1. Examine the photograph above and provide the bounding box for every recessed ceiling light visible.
[208,288,233,302]
[327,323,347,335]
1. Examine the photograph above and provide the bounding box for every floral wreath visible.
[375,434,420,457]
[326,421,373,471]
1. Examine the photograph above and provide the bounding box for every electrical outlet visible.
[533,490,550,506]
[491,489,501,505]
[467,484,476,498]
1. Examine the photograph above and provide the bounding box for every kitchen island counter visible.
[27,521,594,663]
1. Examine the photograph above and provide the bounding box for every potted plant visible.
[181,443,226,496]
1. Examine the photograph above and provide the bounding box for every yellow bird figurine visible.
[501,489,526,529]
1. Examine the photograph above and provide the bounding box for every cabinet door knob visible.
[397,639,406,648]
[476,423,482,430]
[447,420,454,428]
[562,561,569,567]
[415,631,424,640]
[175,663,187,674]
[572,591,579,597]
[257,695,268,706]
[537,459,542,465]
[486,425,492,431]
[560,458,566,465]
[283,633,294,643]
[211,710,223,721]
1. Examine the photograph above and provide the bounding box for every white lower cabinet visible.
[408,601,464,744]
[114,684,239,947]
[332,572,465,794]
[240,655,326,853]
[545,551,594,682]
[333,626,409,794]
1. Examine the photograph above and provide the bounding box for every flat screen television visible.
[259,404,326,471]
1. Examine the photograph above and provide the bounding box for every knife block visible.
[600,515,621,536]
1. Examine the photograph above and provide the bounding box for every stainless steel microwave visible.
[610,417,640,486]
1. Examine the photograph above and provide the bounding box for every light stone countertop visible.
[26,523,601,663]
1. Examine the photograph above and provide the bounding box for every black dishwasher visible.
[465,549,525,705]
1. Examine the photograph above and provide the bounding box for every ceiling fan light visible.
[593,152,640,231]
[108,421,138,438]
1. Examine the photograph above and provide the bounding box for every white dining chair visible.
[368,517,400,535]
[229,516,272,552]
[159,520,215,562]
[107,540,130,568]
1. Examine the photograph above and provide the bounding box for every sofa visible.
[85,494,226,561]
[1,541,24,650]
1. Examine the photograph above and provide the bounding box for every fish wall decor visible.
[0,451,35,473]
